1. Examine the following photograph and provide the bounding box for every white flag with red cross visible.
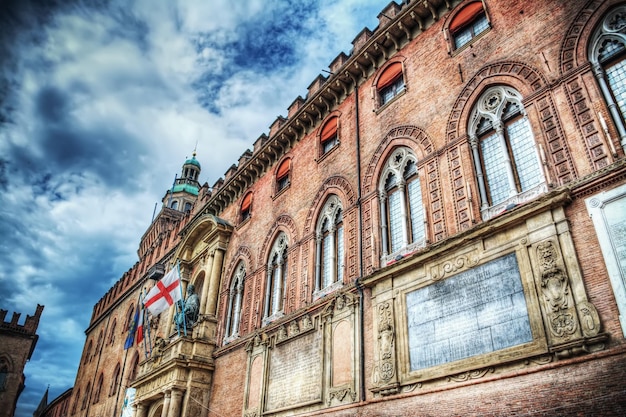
[143,266,182,317]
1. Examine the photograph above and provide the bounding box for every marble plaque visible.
[265,330,322,411]
[407,253,532,371]
[586,184,626,335]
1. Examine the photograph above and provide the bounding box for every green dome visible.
[184,156,201,169]
[172,183,199,196]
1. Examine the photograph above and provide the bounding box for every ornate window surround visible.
[468,85,548,220]
[588,4,626,149]
[224,261,246,344]
[313,195,345,300]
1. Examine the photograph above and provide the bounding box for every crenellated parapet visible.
[196,0,458,216]
[0,304,44,336]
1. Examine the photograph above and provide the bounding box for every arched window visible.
[240,192,253,223]
[108,318,117,346]
[123,304,134,332]
[0,357,9,391]
[589,5,626,145]
[170,200,179,210]
[93,373,104,403]
[263,232,288,324]
[276,158,291,193]
[449,1,489,50]
[468,86,546,220]
[84,339,93,364]
[320,116,339,155]
[72,389,81,414]
[377,62,405,106]
[184,202,192,212]
[314,195,344,296]
[379,147,426,263]
[81,382,91,410]
[224,262,246,343]
[109,363,121,397]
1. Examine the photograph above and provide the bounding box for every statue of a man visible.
[175,284,200,328]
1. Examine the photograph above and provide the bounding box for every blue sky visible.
[0,0,385,415]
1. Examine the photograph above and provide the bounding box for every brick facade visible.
[51,0,626,416]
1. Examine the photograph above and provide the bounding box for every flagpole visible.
[177,260,188,337]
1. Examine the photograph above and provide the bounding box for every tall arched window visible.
[589,5,626,146]
[93,373,104,403]
[108,318,117,346]
[72,389,81,414]
[468,86,546,220]
[81,382,91,410]
[379,147,426,263]
[315,195,344,296]
[263,232,288,324]
[84,340,93,364]
[128,352,140,383]
[224,262,246,343]
[109,363,121,397]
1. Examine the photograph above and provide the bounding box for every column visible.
[167,389,184,417]
[379,191,389,256]
[470,136,489,211]
[161,391,171,417]
[205,248,225,317]
[593,63,626,146]
[314,233,322,291]
[263,268,272,318]
[199,252,215,315]
[329,225,337,286]
[135,402,148,417]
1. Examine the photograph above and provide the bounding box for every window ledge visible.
[272,183,291,200]
[375,88,407,115]
[316,141,340,164]
[382,238,427,266]
[313,281,344,301]
[262,311,284,327]
[449,27,491,58]
[481,182,548,221]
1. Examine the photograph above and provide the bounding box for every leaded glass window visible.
[315,195,344,295]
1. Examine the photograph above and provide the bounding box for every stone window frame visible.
[588,4,626,149]
[444,0,492,55]
[468,85,548,221]
[263,232,289,326]
[224,261,246,344]
[378,146,427,264]
[372,58,407,113]
[317,113,341,161]
[313,195,345,300]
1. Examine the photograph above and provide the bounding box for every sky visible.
[0,0,385,415]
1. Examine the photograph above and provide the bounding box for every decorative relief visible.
[327,387,356,405]
[428,252,479,281]
[577,300,601,337]
[446,61,547,143]
[372,302,397,388]
[446,367,495,383]
[559,1,603,74]
[536,241,578,340]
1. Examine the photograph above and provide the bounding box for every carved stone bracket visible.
[446,367,495,383]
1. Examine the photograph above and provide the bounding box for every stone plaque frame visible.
[586,183,626,336]
[242,293,359,417]
[366,192,606,396]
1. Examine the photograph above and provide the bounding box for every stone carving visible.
[372,302,396,388]
[446,367,494,383]
[577,300,601,338]
[327,387,356,405]
[301,314,313,330]
[277,325,288,341]
[536,241,578,340]
[429,252,479,281]
[288,320,300,336]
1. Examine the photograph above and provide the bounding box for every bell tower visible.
[163,151,202,213]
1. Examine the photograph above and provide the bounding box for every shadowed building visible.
[0,305,43,417]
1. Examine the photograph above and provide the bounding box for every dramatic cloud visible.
[0,0,383,415]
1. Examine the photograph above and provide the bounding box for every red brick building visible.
[0,305,43,417]
[50,0,626,416]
